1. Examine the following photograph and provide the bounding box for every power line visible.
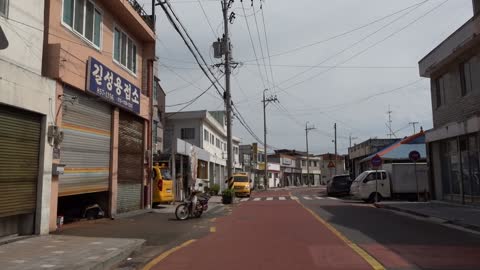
[280,0,448,92]
[240,0,267,89]
[276,0,430,92]
[166,74,226,107]
[251,2,271,89]
[260,2,276,92]
[196,0,218,38]
[241,0,430,62]
[166,80,220,118]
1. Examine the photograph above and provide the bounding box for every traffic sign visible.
[409,150,421,162]
[371,155,383,168]
[327,161,336,168]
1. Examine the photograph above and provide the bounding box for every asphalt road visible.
[292,188,480,270]
[142,187,480,270]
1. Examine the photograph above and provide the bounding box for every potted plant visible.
[222,188,234,204]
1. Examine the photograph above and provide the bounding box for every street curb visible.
[374,203,480,233]
[93,239,145,270]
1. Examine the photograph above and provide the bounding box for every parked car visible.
[326,174,352,196]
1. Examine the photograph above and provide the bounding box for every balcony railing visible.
[127,0,154,30]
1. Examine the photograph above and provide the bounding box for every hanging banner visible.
[86,57,141,114]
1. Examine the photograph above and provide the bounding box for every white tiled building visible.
[165,110,241,191]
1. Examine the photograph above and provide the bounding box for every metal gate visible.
[0,105,41,236]
[117,111,144,213]
[60,88,112,196]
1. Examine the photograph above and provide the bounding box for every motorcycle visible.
[175,192,210,220]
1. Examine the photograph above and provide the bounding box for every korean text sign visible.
[86,57,141,114]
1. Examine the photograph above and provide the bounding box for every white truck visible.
[350,163,429,202]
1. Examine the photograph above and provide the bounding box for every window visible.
[0,0,8,17]
[180,128,195,140]
[302,160,306,166]
[204,129,209,142]
[153,121,158,144]
[210,134,214,144]
[314,161,318,167]
[113,27,137,73]
[62,0,102,48]
[216,138,221,148]
[435,75,446,108]
[460,61,473,96]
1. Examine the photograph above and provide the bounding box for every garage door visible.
[0,105,41,236]
[60,88,112,196]
[117,111,144,213]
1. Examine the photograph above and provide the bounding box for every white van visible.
[350,163,428,202]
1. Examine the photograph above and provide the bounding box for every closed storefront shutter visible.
[0,105,41,236]
[117,111,144,213]
[60,88,112,196]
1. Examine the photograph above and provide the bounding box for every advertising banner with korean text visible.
[86,57,141,114]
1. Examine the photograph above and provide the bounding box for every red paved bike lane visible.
[150,199,374,270]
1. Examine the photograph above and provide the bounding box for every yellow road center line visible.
[210,226,216,233]
[142,239,196,270]
[289,192,385,270]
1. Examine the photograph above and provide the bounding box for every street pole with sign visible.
[371,155,383,203]
[409,150,421,201]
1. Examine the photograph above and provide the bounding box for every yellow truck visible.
[152,162,174,204]
[233,172,251,197]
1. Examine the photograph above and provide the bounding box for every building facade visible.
[164,110,241,195]
[348,138,399,178]
[0,0,56,236]
[42,0,156,231]
[318,153,347,184]
[419,0,480,205]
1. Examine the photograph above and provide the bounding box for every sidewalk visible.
[375,201,480,231]
[0,235,144,270]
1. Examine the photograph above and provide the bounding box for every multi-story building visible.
[298,155,322,186]
[42,0,156,231]
[152,77,166,158]
[164,110,241,193]
[419,0,480,205]
[0,0,56,236]
[269,151,302,187]
[239,143,280,188]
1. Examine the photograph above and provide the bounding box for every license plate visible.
[166,189,172,193]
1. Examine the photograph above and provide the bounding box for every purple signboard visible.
[371,154,383,168]
[409,150,421,162]
[86,57,141,114]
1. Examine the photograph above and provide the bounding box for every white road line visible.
[253,198,261,201]
[328,197,340,200]
[240,198,249,202]
[315,196,324,200]
[290,196,298,200]
[266,197,273,201]
[279,196,286,200]
[303,196,312,200]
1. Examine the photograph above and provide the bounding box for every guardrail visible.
[127,0,154,29]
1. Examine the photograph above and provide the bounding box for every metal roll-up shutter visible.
[0,105,40,224]
[117,111,144,213]
[60,88,111,196]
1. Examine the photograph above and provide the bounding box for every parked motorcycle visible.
[175,192,210,220]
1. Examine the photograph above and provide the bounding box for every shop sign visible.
[86,57,141,114]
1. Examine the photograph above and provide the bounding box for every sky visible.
[140,0,473,154]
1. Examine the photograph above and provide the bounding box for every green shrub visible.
[222,188,234,197]
[210,184,220,195]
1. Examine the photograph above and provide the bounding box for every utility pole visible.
[409,121,419,134]
[223,0,233,180]
[262,89,278,189]
[349,134,358,177]
[305,122,315,187]
[387,105,395,138]
[334,123,337,175]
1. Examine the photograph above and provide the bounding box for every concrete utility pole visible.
[334,123,337,175]
[305,122,315,187]
[262,89,278,189]
[409,121,419,134]
[223,0,233,180]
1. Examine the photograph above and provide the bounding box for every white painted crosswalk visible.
[238,195,345,202]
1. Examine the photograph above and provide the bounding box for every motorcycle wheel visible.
[194,209,203,218]
[175,204,190,220]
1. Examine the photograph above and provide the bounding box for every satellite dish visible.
[0,25,9,50]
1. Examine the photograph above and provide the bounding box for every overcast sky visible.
[141,0,473,154]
